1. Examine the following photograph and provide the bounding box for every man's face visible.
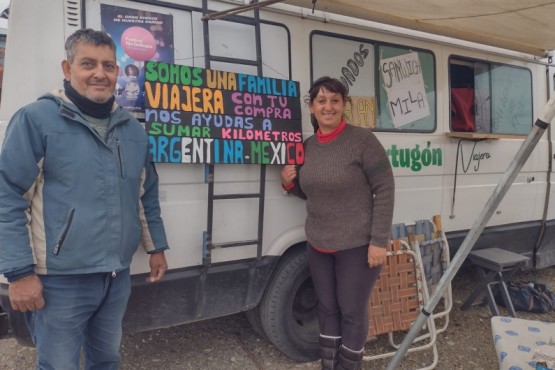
[62,42,119,103]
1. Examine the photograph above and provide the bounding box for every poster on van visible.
[144,61,304,165]
[101,4,175,113]
[380,52,430,127]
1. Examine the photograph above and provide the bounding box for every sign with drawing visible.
[101,4,175,113]
[144,62,304,165]
[380,52,430,127]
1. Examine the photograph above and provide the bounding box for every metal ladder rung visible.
[201,0,286,21]
[210,239,259,249]
[213,193,262,200]
[209,55,259,66]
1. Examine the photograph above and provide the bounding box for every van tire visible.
[244,306,267,339]
[259,246,319,362]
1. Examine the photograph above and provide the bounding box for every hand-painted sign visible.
[144,62,303,164]
[380,52,430,128]
[344,96,376,128]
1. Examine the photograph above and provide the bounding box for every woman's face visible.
[309,87,346,134]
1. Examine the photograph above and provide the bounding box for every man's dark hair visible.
[65,29,116,63]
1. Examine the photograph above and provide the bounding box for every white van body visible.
[0,0,554,361]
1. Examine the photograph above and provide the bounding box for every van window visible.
[310,32,436,132]
[449,57,533,135]
[311,33,376,129]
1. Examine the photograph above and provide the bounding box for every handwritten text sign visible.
[380,52,430,127]
[344,96,376,128]
[144,62,304,164]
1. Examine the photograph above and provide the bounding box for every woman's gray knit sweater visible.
[289,124,394,251]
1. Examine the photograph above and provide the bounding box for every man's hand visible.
[147,251,168,283]
[9,275,45,312]
[367,244,387,268]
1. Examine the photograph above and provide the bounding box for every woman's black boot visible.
[336,344,364,370]
[319,335,341,370]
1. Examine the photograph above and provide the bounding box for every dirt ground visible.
[1,264,554,370]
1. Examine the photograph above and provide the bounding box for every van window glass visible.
[449,57,532,135]
[310,32,436,132]
[491,65,533,135]
[311,33,376,129]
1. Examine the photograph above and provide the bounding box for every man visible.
[0,29,169,369]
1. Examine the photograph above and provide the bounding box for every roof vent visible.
[64,0,81,40]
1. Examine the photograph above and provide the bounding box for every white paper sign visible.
[380,52,430,127]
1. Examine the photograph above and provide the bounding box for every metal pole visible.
[385,95,555,370]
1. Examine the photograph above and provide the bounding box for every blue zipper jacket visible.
[0,92,168,277]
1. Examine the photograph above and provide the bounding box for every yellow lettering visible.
[145,82,161,109]
[228,73,237,91]
[213,90,224,114]
[169,85,180,110]
[206,70,216,89]
[181,86,191,111]
[192,87,202,113]
[202,89,213,113]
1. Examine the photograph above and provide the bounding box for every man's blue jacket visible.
[0,91,169,278]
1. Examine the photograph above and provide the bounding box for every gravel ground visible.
[1,264,554,370]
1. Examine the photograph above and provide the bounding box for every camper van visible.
[0,0,554,361]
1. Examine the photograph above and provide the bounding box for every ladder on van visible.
[200,0,266,267]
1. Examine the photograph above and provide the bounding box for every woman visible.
[281,76,395,370]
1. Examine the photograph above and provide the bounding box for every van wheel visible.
[259,246,319,362]
[244,306,267,339]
